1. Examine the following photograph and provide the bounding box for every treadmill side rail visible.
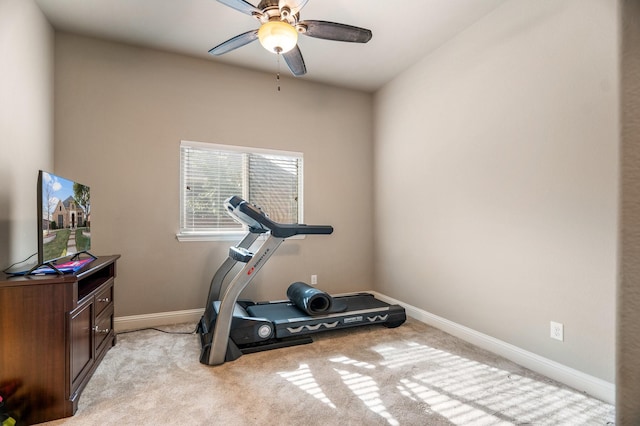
[207,235,285,365]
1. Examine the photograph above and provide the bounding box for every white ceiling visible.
[34,0,507,92]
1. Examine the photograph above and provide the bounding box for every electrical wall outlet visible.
[550,321,564,341]
[311,274,318,285]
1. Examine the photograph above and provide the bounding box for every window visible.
[178,140,303,240]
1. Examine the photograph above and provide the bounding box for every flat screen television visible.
[35,170,94,273]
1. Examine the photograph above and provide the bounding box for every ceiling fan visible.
[209,0,373,77]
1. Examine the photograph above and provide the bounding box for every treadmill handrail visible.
[225,196,334,238]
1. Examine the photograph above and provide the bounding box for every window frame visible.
[177,140,304,242]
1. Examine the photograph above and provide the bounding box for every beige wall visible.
[54,33,374,316]
[374,0,618,383]
[618,0,640,421]
[0,0,54,268]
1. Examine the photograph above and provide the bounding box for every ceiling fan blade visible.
[282,45,307,76]
[216,0,261,16]
[279,0,309,15]
[208,29,259,56]
[299,20,372,43]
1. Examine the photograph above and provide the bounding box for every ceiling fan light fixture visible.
[258,20,298,54]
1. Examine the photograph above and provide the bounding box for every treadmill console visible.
[225,196,269,234]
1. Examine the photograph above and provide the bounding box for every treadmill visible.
[198,196,406,366]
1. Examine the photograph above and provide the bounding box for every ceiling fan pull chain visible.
[276,51,281,92]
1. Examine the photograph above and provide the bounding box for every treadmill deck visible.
[246,293,405,338]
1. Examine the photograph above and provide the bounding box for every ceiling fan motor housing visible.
[255,0,302,26]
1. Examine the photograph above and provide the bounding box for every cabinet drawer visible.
[95,281,113,316]
[95,305,114,351]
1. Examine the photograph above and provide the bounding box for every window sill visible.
[176,231,245,242]
[175,232,305,242]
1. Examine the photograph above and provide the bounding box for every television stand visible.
[0,255,120,424]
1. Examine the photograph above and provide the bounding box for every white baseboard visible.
[114,308,204,332]
[370,291,615,405]
[114,294,614,405]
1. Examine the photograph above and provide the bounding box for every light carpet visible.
[41,319,614,425]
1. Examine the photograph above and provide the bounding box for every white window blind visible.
[179,141,303,238]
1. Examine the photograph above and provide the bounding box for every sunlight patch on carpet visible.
[329,355,376,369]
[375,341,447,369]
[274,340,612,425]
[334,368,399,426]
[277,363,336,409]
[374,341,613,424]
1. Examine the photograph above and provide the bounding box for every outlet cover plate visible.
[550,321,564,341]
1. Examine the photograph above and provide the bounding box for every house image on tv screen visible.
[52,196,87,229]
[40,171,91,263]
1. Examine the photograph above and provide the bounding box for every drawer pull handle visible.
[98,297,110,303]
[94,326,110,334]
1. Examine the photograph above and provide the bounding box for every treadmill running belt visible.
[246,293,391,322]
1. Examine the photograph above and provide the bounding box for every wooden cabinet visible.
[0,255,120,424]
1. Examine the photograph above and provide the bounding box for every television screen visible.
[38,170,91,265]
